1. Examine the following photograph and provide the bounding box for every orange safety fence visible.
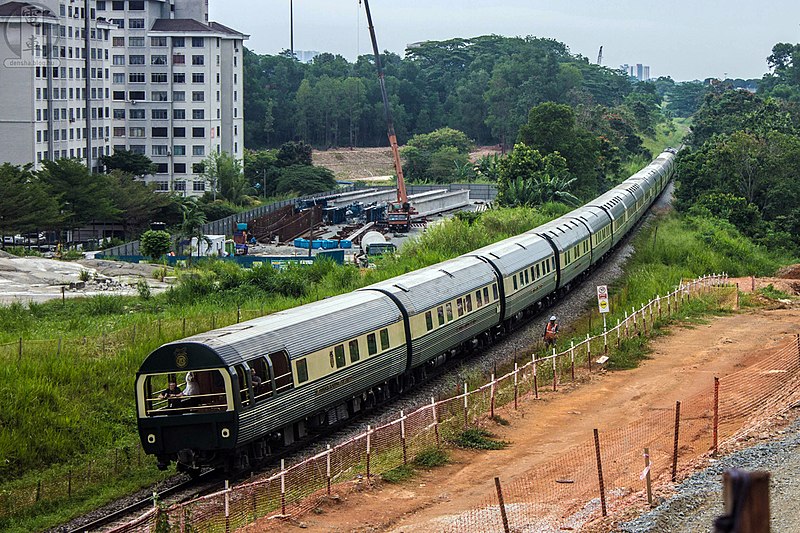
[105,274,768,532]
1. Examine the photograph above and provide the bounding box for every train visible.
[135,149,677,474]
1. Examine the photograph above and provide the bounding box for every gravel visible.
[619,410,800,532]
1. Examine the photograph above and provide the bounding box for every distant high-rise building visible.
[0,0,247,196]
[295,50,319,64]
[620,63,650,81]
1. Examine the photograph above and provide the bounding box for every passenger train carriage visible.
[136,150,677,473]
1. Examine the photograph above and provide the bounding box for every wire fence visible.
[100,273,795,533]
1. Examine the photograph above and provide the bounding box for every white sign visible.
[597,285,610,314]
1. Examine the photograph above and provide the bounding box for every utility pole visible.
[263,169,267,199]
[290,0,294,58]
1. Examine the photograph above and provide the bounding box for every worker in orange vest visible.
[543,315,559,348]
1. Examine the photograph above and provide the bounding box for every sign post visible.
[597,285,610,332]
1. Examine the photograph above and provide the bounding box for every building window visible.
[173,109,186,120]
[112,90,125,100]
[152,109,168,120]
[128,90,145,100]
[151,37,167,47]
[192,145,205,156]
[173,73,185,83]
[96,1,106,9]
[155,163,168,174]
[112,55,124,65]
[110,18,124,29]
[191,55,204,65]
[192,37,204,47]
[174,180,186,191]
[151,73,168,83]
[151,91,168,102]
[128,72,145,83]
[129,127,145,137]
[174,163,186,174]
[112,1,124,10]
[192,109,204,120]
[191,91,204,102]
[112,72,124,84]
[152,127,168,138]
[113,109,125,120]
[191,72,204,83]
[172,54,185,65]
[129,55,145,65]
[173,145,186,156]
[152,145,169,156]
[173,91,185,102]
[129,109,145,119]
[129,1,145,10]
[193,181,205,192]
[192,162,205,174]
[129,18,145,29]
[173,127,186,138]
[151,55,167,65]
[192,127,205,138]
[172,37,185,48]
[112,127,125,137]
[130,145,146,155]
[112,36,124,46]
[128,37,144,47]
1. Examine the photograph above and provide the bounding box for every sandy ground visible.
[244,306,800,532]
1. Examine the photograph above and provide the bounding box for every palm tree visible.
[176,198,211,260]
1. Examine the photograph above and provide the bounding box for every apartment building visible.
[0,0,247,195]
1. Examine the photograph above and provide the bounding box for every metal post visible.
[552,348,557,392]
[532,353,538,399]
[603,314,608,354]
[570,340,575,381]
[625,310,629,339]
[326,444,332,495]
[490,373,495,419]
[671,401,681,482]
[494,477,510,533]
[594,429,607,517]
[225,479,231,532]
[463,382,469,427]
[713,377,720,455]
[400,410,407,465]
[616,318,621,348]
[431,397,440,447]
[280,460,286,515]
[366,425,372,481]
[513,363,518,410]
[586,333,591,372]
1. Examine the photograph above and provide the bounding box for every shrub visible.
[140,230,172,260]
[137,279,152,300]
[452,428,508,450]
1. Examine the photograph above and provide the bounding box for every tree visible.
[175,198,209,258]
[201,152,250,206]
[274,165,337,195]
[140,230,172,260]
[0,163,62,240]
[107,171,173,239]
[401,127,473,182]
[496,144,578,207]
[243,149,281,197]
[101,150,157,177]
[276,141,313,167]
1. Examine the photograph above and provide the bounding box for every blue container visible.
[236,223,248,231]
[312,240,324,249]
[340,240,352,249]
[294,238,310,249]
[322,239,338,250]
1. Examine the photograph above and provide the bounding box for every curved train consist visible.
[136,150,677,473]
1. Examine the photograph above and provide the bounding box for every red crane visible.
[362,0,414,232]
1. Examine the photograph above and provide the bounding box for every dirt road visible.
[250,307,800,532]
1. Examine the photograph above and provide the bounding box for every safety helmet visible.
[550,315,557,321]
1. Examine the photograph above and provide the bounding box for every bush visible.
[137,279,152,300]
[414,447,449,468]
[140,230,172,260]
[452,428,508,450]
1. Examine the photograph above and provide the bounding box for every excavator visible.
[362,0,414,232]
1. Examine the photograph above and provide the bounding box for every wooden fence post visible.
[463,383,469,428]
[594,429,607,517]
[225,479,231,532]
[431,397,440,447]
[490,373,496,419]
[280,460,286,515]
[721,470,770,533]
[552,348,557,391]
[366,426,372,482]
[644,448,653,506]
[400,410,407,465]
[494,477,511,533]
[586,334,591,372]
[713,377,720,455]
[326,445,332,495]
[672,401,681,482]
[570,340,575,381]
[513,363,519,410]
[532,354,539,400]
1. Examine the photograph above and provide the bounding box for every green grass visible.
[414,446,449,468]
[381,464,415,484]
[759,284,794,300]
[452,428,509,450]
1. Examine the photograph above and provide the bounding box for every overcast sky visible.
[210,1,800,81]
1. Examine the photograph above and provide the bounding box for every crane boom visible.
[363,0,409,210]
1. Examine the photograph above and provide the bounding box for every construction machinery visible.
[363,0,414,232]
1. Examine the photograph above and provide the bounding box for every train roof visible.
[586,188,633,219]
[564,205,612,233]
[360,255,496,316]
[526,215,590,251]
[468,233,554,276]
[139,291,401,372]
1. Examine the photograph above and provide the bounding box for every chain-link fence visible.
[101,273,777,532]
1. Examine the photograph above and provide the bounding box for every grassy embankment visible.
[0,205,569,532]
[619,117,692,179]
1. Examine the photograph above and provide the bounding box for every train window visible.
[247,357,271,402]
[349,339,360,362]
[437,306,445,326]
[367,333,378,355]
[334,345,346,368]
[379,328,390,351]
[476,290,483,307]
[141,370,230,417]
[269,351,293,394]
[512,275,518,290]
[425,311,433,331]
[234,365,250,407]
[524,270,529,284]
[492,284,498,301]
[456,298,464,317]
[535,264,540,279]
[484,287,490,303]
[465,294,473,312]
[296,359,309,384]
[446,302,453,321]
